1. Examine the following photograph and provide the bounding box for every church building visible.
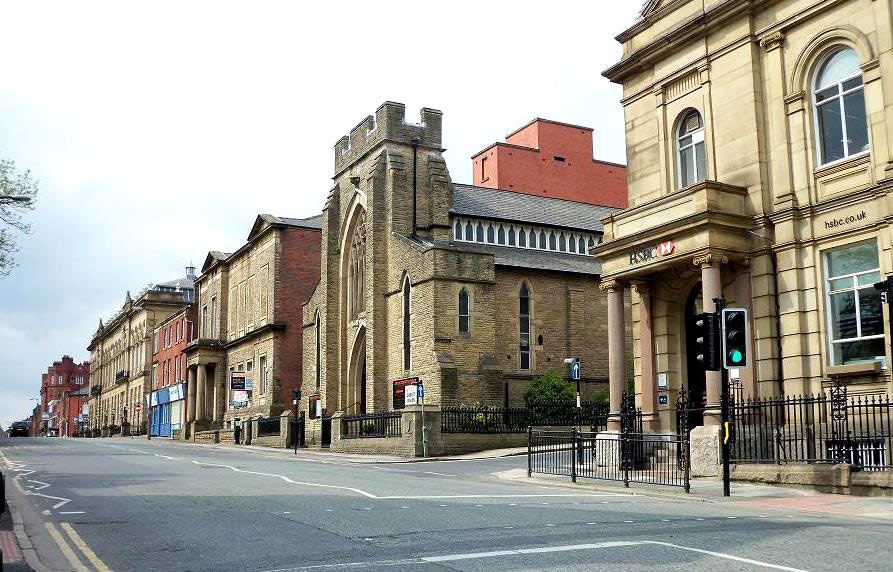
[301,102,628,426]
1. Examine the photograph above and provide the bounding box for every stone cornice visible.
[599,278,625,293]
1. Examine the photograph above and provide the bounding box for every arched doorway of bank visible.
[683,283,707,428]
[348,328,367,414]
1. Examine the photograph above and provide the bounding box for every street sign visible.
[571,359,581,381]
[405,384,418,406]
[417,381,425,399]
[658,395,669,405]
[136,403,142,413]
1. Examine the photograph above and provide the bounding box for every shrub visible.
[523,370,575,406]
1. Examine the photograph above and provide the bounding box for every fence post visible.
[684,431,691,494]
[622,427,630,488]
[527,426,532,478]
[571,427,578,483]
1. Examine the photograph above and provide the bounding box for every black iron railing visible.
[255,417,281,437]
[115,370,129,383]
[342,411,402,439]
[730,386,893,471]
[441,401,610,434]
[528,428,689,491]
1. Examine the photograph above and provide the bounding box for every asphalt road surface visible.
[1,437,890,571]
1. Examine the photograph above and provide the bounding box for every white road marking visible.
[59,511,86,515]
[191,460,378,498]
[423,541,641,562]
[641,541,808,571]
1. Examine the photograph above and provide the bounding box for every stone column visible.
[196,364,207,422]
[601,279,626,432]
[694,252,727,426]
[212,365,221,425]
[186,367,196,423]
[632,281,658,430]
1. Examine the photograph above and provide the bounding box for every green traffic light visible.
[730,349,743,364]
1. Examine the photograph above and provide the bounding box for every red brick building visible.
[471,118,628,208]
[150,304,197,437]
[39,355,90,436]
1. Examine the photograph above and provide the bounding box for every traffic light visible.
[694,312,721,371]
[721,308,749,368]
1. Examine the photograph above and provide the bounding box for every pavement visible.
[1,436,891,571]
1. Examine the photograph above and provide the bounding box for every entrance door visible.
[359,360,367,414]
[683,283,707,428]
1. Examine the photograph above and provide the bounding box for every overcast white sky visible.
[0,1,640,428]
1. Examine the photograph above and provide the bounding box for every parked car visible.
[8,421,30,437]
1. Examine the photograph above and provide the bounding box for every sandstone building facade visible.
[87,270,195,435]
[598,0,892,431]
[301,103,626,431]
[185,214,321,438]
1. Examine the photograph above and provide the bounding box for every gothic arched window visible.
[520,283,531,370]
[403,275,411,371]
[458,288,470,334]
[348,213,367,321]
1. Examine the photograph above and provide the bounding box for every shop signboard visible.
[231,375,246,391]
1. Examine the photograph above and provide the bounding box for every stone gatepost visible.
[279,410,292,449]
[243,418,252,445]
[401,405,444,457]
[330,411,344,445]
[689,425,722,477]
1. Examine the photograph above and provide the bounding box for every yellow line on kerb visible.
[45,522,90,572]
[61,523,114,572]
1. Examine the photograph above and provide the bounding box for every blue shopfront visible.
[150,383,185,438]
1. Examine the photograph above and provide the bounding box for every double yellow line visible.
[45,522,113,572]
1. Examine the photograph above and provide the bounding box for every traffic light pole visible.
[714,297,731,498]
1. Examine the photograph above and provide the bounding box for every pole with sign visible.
[293,389,301,454]
[419,380,427,458]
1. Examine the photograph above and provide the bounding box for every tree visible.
[523,370,575,405]
[0,156,38,276]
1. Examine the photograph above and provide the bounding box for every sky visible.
[0,1,641,428]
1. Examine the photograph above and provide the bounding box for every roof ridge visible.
[452,183,617,210]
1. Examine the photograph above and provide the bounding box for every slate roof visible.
[439,240,602,276]
[155,277,195,290]
[270,214,323,230]
[451,184,617,233]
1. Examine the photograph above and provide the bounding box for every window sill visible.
[827,361,882,378]
[814,152,870,176]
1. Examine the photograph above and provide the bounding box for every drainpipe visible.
[411,137,420,237]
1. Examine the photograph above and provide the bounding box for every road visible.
[1,436,890,571]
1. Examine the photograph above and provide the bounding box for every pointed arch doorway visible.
[348,328,368,414]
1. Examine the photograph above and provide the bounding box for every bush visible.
[523,370,575,406]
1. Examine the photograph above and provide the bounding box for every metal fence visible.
[731,384,893,471]
[528,428,689,491]
[441,401,610,434]
[342,411,402,439]
[255,416,281,438]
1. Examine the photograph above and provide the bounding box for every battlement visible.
[334,101,442,176]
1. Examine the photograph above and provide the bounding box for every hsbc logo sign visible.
[629,240,675,265]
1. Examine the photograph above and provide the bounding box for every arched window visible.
[519,228,527,248]
[538,232,546,250]
[559,233,567,252]
[497,225,506,245]
[403,276,411,371]
[458,288,470,334]
[548,232,557,251]
[814,47,868,165]
[519,283,531,370]
[487,224,495,243]
[569,235,577,253]
[677,110,706,188]
[508,226,516,246]
[578,237,586,254]
[315,312,321,389]
[348,213,367,321]
[454,220,462,240]
[465,221,473,241]
[476,222,484,242]
[588,237,595,250]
